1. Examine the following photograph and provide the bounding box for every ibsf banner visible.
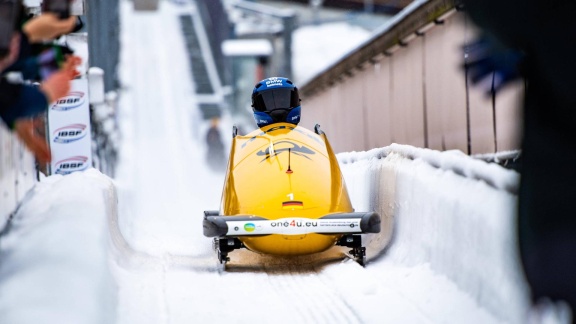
[48,78,92,175]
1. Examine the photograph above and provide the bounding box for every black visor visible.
[253,88,300,112]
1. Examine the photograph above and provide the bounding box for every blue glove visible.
[463,35,525,95]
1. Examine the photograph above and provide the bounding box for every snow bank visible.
[338,144,530,323]
[0,169,117,324]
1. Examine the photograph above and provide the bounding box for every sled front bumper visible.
[203,211,381,237]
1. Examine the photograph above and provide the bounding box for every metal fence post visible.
[281,14,296,80]
[86,0,120,92]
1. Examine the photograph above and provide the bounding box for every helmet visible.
[251,77,301,128]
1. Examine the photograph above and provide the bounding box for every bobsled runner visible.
[203,123,381,265]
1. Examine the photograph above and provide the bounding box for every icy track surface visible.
[109,2,506,323]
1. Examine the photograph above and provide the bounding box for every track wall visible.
[339,145,530,323]
[0,124,36,230]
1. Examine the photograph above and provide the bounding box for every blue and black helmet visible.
[251,77,301,128]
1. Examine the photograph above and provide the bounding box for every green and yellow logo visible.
[244,223,256,232]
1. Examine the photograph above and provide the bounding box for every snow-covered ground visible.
[292,22,371,84]
[1,1,572,324]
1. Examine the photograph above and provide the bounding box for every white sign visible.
[23,0,84,14]
[48,78,92,175]
[71,0,85,16]
[225,217,362,236]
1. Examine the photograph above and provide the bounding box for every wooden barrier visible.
[299,1,522,155]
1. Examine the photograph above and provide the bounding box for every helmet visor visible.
[253,88,299,112]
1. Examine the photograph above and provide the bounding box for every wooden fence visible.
[299,0,523,155]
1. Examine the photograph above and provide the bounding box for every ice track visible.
[110,2,508,323]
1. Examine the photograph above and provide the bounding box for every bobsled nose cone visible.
[270,109,288,123]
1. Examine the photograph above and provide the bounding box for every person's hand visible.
[39,69,72,103]
[36,44,76,79]
[22,13,77,43]
[14,117,51,164]
[39,55,81,102]
[61,55,82,79]
[463,35,525,95]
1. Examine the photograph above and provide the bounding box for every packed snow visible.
[1,1,571,324]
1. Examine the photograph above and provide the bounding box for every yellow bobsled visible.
[203,123,381,265]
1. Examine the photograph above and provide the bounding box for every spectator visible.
[250,77,301,128]
[205,117,226,172]
[1,2,81,164]
[462,0,576,318]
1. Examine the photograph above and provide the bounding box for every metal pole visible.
[364,0,374,13]
[86,0,120,92]
[282,14,296,80]
[310,0,323,25]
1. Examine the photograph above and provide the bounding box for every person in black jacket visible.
[1,1,80,163]
[462,0,576,315]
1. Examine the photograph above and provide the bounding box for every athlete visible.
[251,77,301,128]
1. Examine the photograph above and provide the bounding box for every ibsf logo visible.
[53,124,87,144]
[54,156,89,175]
[51,91,86,111]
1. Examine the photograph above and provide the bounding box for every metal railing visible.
[231,1,297,79]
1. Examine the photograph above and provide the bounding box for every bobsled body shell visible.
[220,123,353,255]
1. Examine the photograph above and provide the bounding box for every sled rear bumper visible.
[203,211,381,237]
